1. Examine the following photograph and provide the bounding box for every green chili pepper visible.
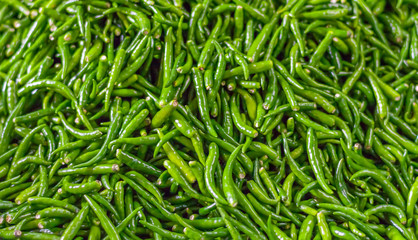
[0,1,416,238]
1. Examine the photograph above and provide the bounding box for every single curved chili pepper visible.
[129,35,150,63]
[292,112,339,137]
[230,181,268,232]
[283,136,312,184]
[223,60,273,79]
[58,164,119,176]
[204,143,228,205]
[365,204,407,225]
[169,111,197,139]
[306,128,334,194]
[197,39,215,71]
[381,121,418,154]
[232,0,269,24]
[104,47,125,112]
[334,158,354,206]
[189,160,209,197]
[177,51,193,75]
[8,156,50,180]
[151,100,177,128]
[0,97,25,155]
[276,70,300,112]
[295,63,329,90]
[316,211,331,240]
[317,203,367,221]
[60,202,89,240]
[27,197,79,212]
[90,192,121,221]
[292,88,336,114]
[13,181,40,205]
[62,178,102,195]
[294,181,318,208]
[340,139,376,169]
[74,111,122,168]
[159,27,176,107]
[18,80,77,102]
[126,171,164,204]
[191,67,217,137]
[206,41,226,103]
[381,156,409,200]
[10,123,46,163]
[84,195,121,240]
[259,167,283,203]
[35,207,75,219]
[329,225,361,240]
[246,180,276,205]
[230,94,258,138]
[247,192,290,223]
[164,160,213,202]
[309,31,334,67]
[260,70,278,111]
[247,13,279,62]
[221,144,243,207]
[58,112,103,140]
[351,169,406,210]
[140,220,187,240]
[406,177,418,220]
[153,129,180,158]
[289,17,305,58]
[13,108,54,124]
[156,133,196,184]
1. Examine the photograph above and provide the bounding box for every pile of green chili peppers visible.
[0,0,418,239]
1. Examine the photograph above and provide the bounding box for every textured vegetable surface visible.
[0,0,418,239]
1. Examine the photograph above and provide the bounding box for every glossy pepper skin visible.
[1,0,418,239]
